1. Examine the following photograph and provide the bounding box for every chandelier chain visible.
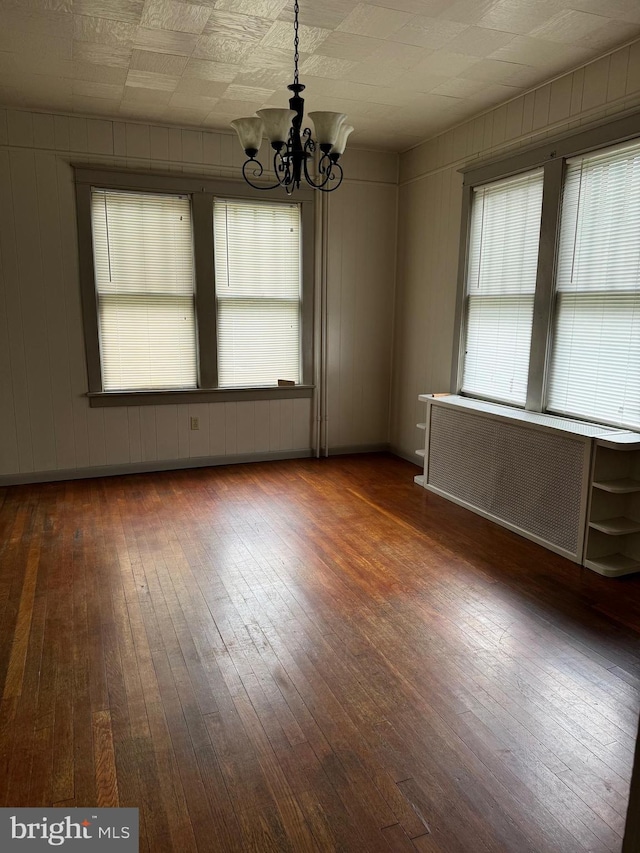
[293,0,299,85]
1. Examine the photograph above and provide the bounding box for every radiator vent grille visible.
[428,406,585,555]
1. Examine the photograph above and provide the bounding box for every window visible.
[547,142,640,429]
[74,168,313,406]
[214,199,301,388]
[456,116,640,431]
[91,190,197,391]
[462,171,543,406]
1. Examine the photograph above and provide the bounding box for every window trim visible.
[74,165,314,407]
[452,110,640,420]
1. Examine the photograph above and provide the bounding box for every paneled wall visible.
[0,109,398,482]
[391,38,640,462]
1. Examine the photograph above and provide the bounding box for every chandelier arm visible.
[302,152,343,192]
[241,157,285,191]
[316,162,344,192]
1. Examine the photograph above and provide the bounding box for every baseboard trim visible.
[327,443,390,456]
[0,449,313,486]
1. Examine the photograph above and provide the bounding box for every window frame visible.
[74,165,314,408]
[452,110,640,424]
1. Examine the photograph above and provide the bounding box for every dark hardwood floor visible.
[1,453,639,852]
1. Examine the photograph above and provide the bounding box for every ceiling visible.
[1,0,640,152]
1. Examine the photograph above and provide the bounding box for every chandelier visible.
[230,0,353,194]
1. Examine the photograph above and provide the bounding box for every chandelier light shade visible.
[230,0,352,194]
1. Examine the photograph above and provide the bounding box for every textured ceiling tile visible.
[411,49,480,77]
[261,20,330,52]
[490,36,589,68]
[438,0,499,26]
[73,0,144,24]
[182,57,240,81]
[376,0,453,13]
[168,91,219,110]
[212,97,265,114]
[458,57,537,85]
[163,106,208,124]
[430,76,490,97]
[193,33,251,63]
[443,24,516,55]
[567,0,640,25]
[232,65,291,89]
[298,76,366,99]
[122,84,172,103]
[367,41,431,71]
[0,30,72,59]
[118,101,166,119]
[389,16,470,49]
[299,55,357,79]
[175,76,228,96]
[212,0,287,19]
[74,59,129,83]
[126,70,180,91]
[469,80,526,106]
[134,27,199,54]
[202,112,236,131]
[354,84,416,106]
[0,52,73,78]
[223,83,274,101]
[476,0,565,35]
[343,60,408,87]
[392,70,450,93]
[240,45,295,71]
[73,40,132,66]
[130,49,189,75]
[0,0,73,10]
[574,17,640,50]
[277,0,358,30]
[315,31,383,61]
[203,10,272,40]
[0,8,72,38]
[531,9,624,44]
[73,15,137,46]
[141,0,212,34]
[336,4,413,38]
[72,78,124,98]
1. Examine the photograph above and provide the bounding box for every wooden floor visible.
[1,453,640,852]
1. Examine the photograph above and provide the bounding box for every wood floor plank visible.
[0,454,639,852]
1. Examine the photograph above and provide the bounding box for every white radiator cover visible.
[422,400,593,562]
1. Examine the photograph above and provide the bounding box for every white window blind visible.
[214,198,301,388]
[547,141,640,429]
[462,170,544,406]
[91,189,197,391]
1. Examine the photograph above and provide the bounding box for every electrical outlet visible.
[190,416,200,431]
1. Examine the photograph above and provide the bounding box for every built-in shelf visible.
[415,448,425,458]
[585,438,640,576]
[589,517,640,535]
[417,422,426,430]
[585,553,640,577]
[592,478,640,493]
[414,474,425,487]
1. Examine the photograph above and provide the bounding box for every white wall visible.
[391,38,640,462]
[0,109,398,482]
